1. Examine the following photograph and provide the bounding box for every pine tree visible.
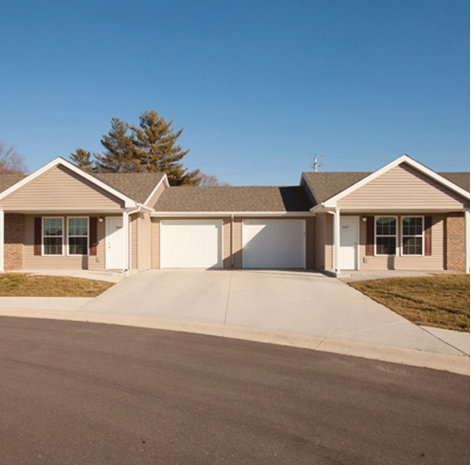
[70,148,96,173]
[95,118,136,173]
[130,110,201,185]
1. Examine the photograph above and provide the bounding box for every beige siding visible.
[223,220,231,269]
[305,217,316,269]
[1,166,124,211]
[23,214,107,270]
[151,218,160,269]
[145,180,167,208]
[337,164,468,210]
[232,219,243,269]
[316,213,334,272]
[137,212,152,271]
[358,214,445,270]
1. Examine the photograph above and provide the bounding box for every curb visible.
[0,308,468,376]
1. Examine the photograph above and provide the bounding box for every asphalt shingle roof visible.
[0,174,27,193]
[92,172,165,203]
[154,186,313,212]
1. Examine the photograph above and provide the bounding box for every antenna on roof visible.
[313,154,325,172]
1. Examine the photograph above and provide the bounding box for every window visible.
[43,218,63,255]
[402,217,423,255]
[375,217,397,255]
[68,217,89,255]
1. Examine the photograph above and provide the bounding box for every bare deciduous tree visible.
[198,172,229,186]
[0,141,27,174]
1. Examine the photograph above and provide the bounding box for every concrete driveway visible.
[76,270,467,358]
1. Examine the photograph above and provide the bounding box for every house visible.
[0,155,468,275]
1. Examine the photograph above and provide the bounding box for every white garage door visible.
[161,220,222,269]
[242,220,305,269]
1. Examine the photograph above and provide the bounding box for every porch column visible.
[334,208,341,275]
[123,209,130,272]
[465,208,470,274]
[0,210,4,272]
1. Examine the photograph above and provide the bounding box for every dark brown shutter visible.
[424,216,432,256]
[89,217,98,256]
[34,217,42,256]
[366,216,374,256]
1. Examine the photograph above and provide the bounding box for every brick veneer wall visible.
[4,214,24,270]
[445,213,465,271]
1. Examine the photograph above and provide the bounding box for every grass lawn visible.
[0,273,114,297]
[349,274,470,332]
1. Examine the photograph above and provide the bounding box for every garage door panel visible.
[242,220,305,269]
[161,220,222,269]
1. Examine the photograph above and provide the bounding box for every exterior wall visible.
[5,214,24,271]
[23,214,108,270]
[137,212,152,271]
[145,180,166,208]
[337,164,468,211]
[445,213,465,271]
[305,217,316,269]
[314,213,333,272]
[150,216,314,270]
[348,213,445,271]
[151,219,160,269]
[1,165,124,212]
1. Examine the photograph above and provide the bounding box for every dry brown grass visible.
[0,273,114,297]
[350,274,470,332]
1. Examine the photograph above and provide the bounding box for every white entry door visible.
[160,220,222,269]
[106,217,125,269]
[339,216,358,270]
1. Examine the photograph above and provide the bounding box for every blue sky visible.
[0,0,469,185]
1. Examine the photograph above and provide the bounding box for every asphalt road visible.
[0,317,469,465]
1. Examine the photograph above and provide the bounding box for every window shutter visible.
[34,217,42,256]
[89,217,98,256]
[424,216,432,256]
[366,217,374,256]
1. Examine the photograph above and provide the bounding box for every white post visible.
[123,210,130,272]
[465,209,470,274]
[0,210,4,272]
[334,208,341,275]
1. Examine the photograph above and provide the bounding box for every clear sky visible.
[0,0,469,185]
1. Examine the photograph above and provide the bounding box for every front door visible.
[106,217,125,269]
[339,216,358,270]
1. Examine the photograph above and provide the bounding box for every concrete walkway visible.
[0,270,468,375]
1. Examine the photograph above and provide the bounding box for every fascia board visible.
[151,211,315,217]
[0,157,138,208]
[143,174,169,206]
[323,155,469,208]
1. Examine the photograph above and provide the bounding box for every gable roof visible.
[302,155,470,208]
[154,186,313,212]
[93,173,166,204]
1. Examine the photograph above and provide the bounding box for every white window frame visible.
[67,217,89,256]
[42,217,64,256]
[374,216,398,256]
[401,216,424,257]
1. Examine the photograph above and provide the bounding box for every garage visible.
[160,220,223,269]
[242,219,306,269]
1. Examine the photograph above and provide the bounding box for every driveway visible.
[77,270,467,357]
